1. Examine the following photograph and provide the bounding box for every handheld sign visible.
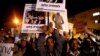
[21,4,48,33]
[49,10,69,32]
[0,43,14,56]
[36,0,66,12]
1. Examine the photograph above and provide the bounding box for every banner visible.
[0,43,14,56]
[49,10,69,32]
[21,4,48,33]
[36,0,66,12]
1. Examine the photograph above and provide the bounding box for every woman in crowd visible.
[30,38,40,56]
[17,39,34,56]
[46,36,60,56]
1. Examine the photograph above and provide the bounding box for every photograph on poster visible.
[22,4,48,33]
[49,11,69,32]
[24,10,45,24]
[52,12,64,30]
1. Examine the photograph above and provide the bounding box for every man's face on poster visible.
[38,16,44,20]
[27,13,33,20]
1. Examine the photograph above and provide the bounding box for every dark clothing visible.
[28,19,34,24]
[36,19,45,24]
[17,42,40,56]
[52,29,65,53]
[46,49,60,56]
[61,41,70,56]
[23,48,33,56]
[37,29,65,56]
[37,33,47,56]
[23,44,34,56]
[80,38,96,56]
[31,49,40,56]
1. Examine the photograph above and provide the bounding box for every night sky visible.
[0,0,100,28]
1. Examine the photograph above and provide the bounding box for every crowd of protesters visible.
[0,22,100,56]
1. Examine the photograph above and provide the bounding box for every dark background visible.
[0,0,100,28]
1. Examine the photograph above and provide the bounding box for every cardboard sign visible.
[0,43,14,56]
[49,10,69,32]
[21,4,48,33]
[36,0,66,12]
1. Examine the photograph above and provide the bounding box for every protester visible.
[80,38,96,56]
[30,38,40,56]
[46,36,61,56]
[69,39,81,56]
[63,31,71,41]
[12,44,19,56]
[61,41,70,56]
[37,22,54,56]
[17,39,34,56]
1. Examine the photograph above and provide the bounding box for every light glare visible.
[93,12,100,16]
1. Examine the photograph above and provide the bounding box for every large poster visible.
[36,0,66,12]
[49,10,69,32]
[21,4,48,33]
[0,43,14,56]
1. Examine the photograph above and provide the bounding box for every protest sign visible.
[49,10,69,32]
[21,4,48,33]
[0,43,14,56]
[36,0,66,12]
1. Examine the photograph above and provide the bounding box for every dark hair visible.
[27,11,33,17]
[70,38,78,43]
[62,41,70,56]
[69,38,79,51]
[27,10,38,17]
[37,12,45,16]
[46,36,55,49]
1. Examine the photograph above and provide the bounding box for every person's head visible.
[46,36,55,49]
[38,16,44,20]
[27,11,33,19]
[56,12,60,16]
[32,41,36,49]
[48,26,54,33]
[49,22,53,28]
[70,39,79,51]
[84,38,92,46]
[63,31,69,39]
[30,39,36,48]
[21,39,27,48]
[38,12,45,20]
